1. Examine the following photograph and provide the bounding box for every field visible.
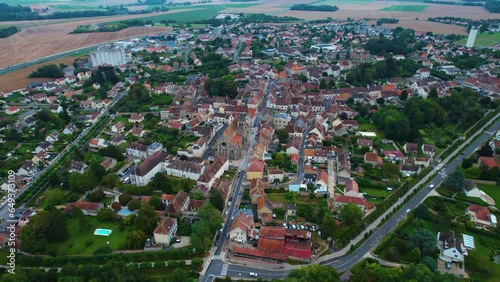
[379,5,429,12]
[455,32,500,47]
[110,5,226,24]
[0,56,79,92]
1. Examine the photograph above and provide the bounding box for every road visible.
[199,114,500,280]
[201,80,274,281]
[0,91,128,230]
[293,124,314,185]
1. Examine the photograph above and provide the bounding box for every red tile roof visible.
[233,246,286,261]
[334,195,367,206]
[154,217,176,235]
[257,238,285,252]
[469,205,491,222]
[479,157,500,169]
[260,226,286,239]
[247,158,265,172]
[345,179,359,194]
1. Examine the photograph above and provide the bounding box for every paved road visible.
[199,114,500,280]
[293,124,314,185]
[201,80,274,281]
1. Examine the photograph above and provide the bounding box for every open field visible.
[0,56,80,92]
[455,32,500,47]
[373,19,468,35]
[9,0,138,6]
[109,5,227,23]
[379,5,429,12]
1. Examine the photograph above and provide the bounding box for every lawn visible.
[476,183,500,209]
[45,216,133,256]
[466,236,500,282]
[379,5,428,12]
[455,32,500,47]
[361,187,390,198]
[267,193,286,203]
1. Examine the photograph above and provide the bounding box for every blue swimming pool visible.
[94,228,112,236]
[117,207,135,217]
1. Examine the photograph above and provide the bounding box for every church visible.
[213,114,251,160]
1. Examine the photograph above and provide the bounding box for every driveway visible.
[437,260,469,279]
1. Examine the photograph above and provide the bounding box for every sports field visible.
[454,32,500,47]
[379,5,429,12]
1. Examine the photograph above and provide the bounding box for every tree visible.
[149,196,163,210]
[20,208,67,254]
[208,189,224,211]
[89,162,106,182]
[443,170,465,192]
[339,203,363,225]
[111,202,122,211]
[118,193,132,205]
[382,163,400,178]
[387,246,400,262]
[125,230,147,249]
[128,199,141,211]
[43,188,66,207]
[410,228,437,256]
[276,128,290,144]
[320,214,336,239]
[287,264,340,282]
[135,204,159,235]
[478,144,493,157]
[376,97,385,106]
[400,90,408,101]
[422,256,437,272]
[414,203,429,219]
[190,221,212,253]
[102,174,119,189]
[197,203,223,234]
[408,247,421,263]
[87,189,105,202]
[428,87,438,99]
[98,207,116,222]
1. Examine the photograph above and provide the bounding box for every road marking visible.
[221,264,228,276]
[212,255,221,260]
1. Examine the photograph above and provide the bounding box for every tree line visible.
[0,3,139,21]
[0,26,18,38]
[485,0,500,12]
[71,20,148,34]
[28,64,64,79]
[290,4,339,12]
[423,0,483,6]
[376,18,399,26]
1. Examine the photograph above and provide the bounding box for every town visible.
[0,12,499,282]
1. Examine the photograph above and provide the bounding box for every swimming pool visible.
[94,228,112,236]
[117,206,136,217]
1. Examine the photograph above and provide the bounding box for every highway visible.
[200,114,500,280]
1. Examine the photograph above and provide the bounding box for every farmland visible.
[455,32,500,47]
[379,5,429,12]
[0,57,80,93]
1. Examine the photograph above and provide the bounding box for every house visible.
[192,138,207,158]
[130,152,168,186]
[336,148,351,184]
[267,168,285,183]
[89,138,107,150]
[63,124,78,135]
[344,179,362,198]
[247,158,265,180]
[126,142,149,159]
[49,104,62,114]
[65,201,103,216]
[437,231,468,263]
[32,150,49,164]
[5,106,20,115]
[478,156,500,169]
[285,203,297,219]
[400,164,421,176]
[111,121,125,133]
[314,170,328,194]
[257,196,273,224]
[18,161,38,177]
[197,156,229,189]
[130,125,147,138]
[422,144,436,157]
[463,179,482,198]
[165,159,204,181]
[100,157,117,171]
[285,137,301,155]
[166,191,190,215]
[153,217,178,245]
[229,213,255,243]
[403,143,418,155]
[128,113,144,123]
[250,179,265,205]
[364,152,383,167]
[357,139,373,150]
[69,160,88,174]
[467,205,497,228]
[35,141,52,154]
[45,131,59,143]
[333,195,368,213]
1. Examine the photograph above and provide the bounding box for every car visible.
[282,223,287,227]
[461,152,465,155]
[445,262,451,269]
[428,184,435,190]
[249,273,258,277]
[406,209,411,214]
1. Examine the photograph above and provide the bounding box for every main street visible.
[201,80,274,281]
[0,91,128,230]
[200,114,500,280]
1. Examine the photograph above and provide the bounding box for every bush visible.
[119,193,132,205]
[94,246,112,255]
[88,189,105,202]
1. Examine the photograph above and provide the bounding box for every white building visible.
[153,217,177,245]
[90,45,126,67]
[130,152,168,186]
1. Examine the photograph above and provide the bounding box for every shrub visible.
[119,193,132,205]
[94,246,112,255]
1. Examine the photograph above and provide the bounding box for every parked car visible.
[249,273,258,277]
[445,262,451,269]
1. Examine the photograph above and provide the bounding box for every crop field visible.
[379,5,428,12]
[113,5,225,23]
[455,32,500,47]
